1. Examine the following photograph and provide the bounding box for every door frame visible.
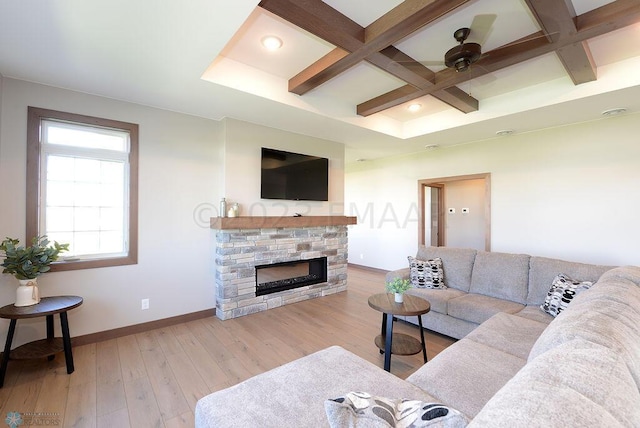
[422,183,444,246]
[417,173,491,251]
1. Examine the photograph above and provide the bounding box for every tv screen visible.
[261,148,329,201]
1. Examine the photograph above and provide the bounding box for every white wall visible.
[0,79,222,346]
[444,179,485,250]
[346,112,640,270]
[222,118,345,217]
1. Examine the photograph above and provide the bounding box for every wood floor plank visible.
[117,335,146,382]
[164,410,195,428]
[34,358,70,424]
[69,343,96,387]
[136,332,190,421]
[173,332,230,391]
[153,327,184,356]
[0,359,46,418]
[96,339,126,417]
[165,351,210,411]
[63,379,97,428]
[96,407,130,428]
[123,376,163,428]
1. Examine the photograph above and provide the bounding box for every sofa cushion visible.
[195,346,439,428]
[527,256,612,305]
[412,311,478,340]
[540,273,593,317]
[469,251,530,304]
[416,246,477,292]
[529,274,640,386]
[470,339,640,427]
[406,287,466,314]
[407,338,526,419]
[512,305,554,325]
[408,256,446,289]
[464,312,548,360]
[324,391,469,428]
[447,294,524,325]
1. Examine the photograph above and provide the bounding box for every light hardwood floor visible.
[0,266,455,427]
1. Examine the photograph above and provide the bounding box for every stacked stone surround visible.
[214,225,349,320]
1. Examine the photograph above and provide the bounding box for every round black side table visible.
[0,295,83,387]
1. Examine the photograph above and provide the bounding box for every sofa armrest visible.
[385,268,410,283]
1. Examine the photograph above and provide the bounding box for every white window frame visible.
[27,107,138,272]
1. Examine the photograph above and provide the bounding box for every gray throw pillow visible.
[408,256,446,289]
[540,273,593,317]
[325,391,468,428]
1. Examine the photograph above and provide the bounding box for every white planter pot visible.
[15,278,40,307]
[394,292,404,303]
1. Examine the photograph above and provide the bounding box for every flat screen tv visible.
[261,148,329,201]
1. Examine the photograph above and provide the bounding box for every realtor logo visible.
[4,412,22,428]
[4,411,60,427]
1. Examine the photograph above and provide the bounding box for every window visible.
[27,107,138,271]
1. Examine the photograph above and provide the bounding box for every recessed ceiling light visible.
[425,144,439,150]
[261,36,283,51]
[407,103,422,112]
[495,129,514,136]
[601,107,627,116]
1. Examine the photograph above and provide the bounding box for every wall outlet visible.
[141,298,149,310]
[448,208,456,214]
[462,207,470,214]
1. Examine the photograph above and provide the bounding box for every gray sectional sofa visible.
[195,247,640,427]
[385,246,612,338]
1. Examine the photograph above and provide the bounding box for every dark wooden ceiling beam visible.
[364,0,473,49]
[358,0,640,116]
[258,0,363,51]
[525,0,596,84]
[261,0,479,113]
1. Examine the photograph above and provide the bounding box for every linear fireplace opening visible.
[255,257,328,296]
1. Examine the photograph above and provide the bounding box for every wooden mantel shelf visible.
[210,216,357,230]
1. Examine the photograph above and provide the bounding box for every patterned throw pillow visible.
[540,273,593,317]
[325,391,469,428]
[408,256,446,289]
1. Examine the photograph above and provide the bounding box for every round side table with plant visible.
[0,236,69,307]
[386,278,412,303]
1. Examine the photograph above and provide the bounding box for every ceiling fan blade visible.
[469,14,497,46]
[494,30,559,50]
[415,60,445,67]
[469,63,497,86]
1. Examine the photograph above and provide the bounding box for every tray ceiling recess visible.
[259,0,640,116]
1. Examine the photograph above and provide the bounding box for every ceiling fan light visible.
[601,107,627,116]
[454,59,470,72]
[444,42,481,72]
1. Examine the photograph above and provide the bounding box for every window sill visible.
[50,255,137,272]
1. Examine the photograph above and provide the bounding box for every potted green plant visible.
[386,278,412,303]
[0,236,69,307]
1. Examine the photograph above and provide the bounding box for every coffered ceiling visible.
[1,0,640,163]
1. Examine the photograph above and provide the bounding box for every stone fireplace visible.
[211,216,356,320]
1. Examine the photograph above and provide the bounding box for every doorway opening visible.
[418,173,491,251]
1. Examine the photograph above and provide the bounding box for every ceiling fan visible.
[442,13,497,73]
[391,14,496,73]
[444,27,482,72]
